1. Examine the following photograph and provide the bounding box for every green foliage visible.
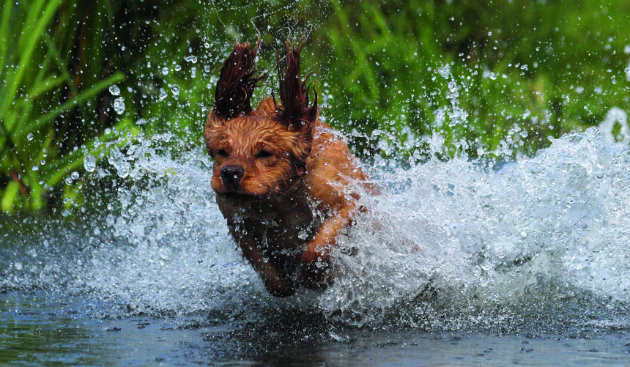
[1,0,628,214]
[320,0,630,159]
[0,0,123,213]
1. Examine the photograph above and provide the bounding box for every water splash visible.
[1,128,628,332]
[108,84,121,96]
[322,128,629,328]
[599,107,629,143]
[113,97,125,115]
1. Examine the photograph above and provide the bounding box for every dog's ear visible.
[253,97,277,117]
[276,42,318,133]
[210,38,266,125]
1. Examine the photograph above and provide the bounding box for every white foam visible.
[2,128,628,330]
[599,107,629,143]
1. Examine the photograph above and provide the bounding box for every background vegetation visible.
[1,0,628,214]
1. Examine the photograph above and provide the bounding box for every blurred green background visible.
[0,0,628,214]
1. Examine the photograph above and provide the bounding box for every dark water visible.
[1,129,629,366]
[1,292,628,366]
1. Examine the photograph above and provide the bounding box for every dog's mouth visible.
[213,175,302,201]
[212,175,262,198]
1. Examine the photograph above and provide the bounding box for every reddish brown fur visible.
[213,38,266,119]
[276,42,318,131]
[205,41,370,296]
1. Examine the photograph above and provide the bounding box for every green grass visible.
[1,0,628,214]
[0,0,124,213]
[319,0,630,159]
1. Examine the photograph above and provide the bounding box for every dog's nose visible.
[220,165,244,186]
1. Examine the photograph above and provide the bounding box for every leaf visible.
[1,180,19,213]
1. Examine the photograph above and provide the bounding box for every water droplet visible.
[174,64,182,72]
[113,97,125,114]
[184,55,198,63]
[71,171,80,180]
[136,118,147,125]
[109,84,120,96]
[32,165,38,171]
[14,262,22,271]
[438,64,451,79]
[108,148,130,178]
[161,67,169,75]
[171,85,180,96]
[27,133,33,141]
[159,88,168,100]
[84,155,96,172]
[298,229,309,240]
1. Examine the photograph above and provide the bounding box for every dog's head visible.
[205,40,318,197]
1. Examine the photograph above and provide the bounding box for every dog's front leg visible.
[299,201,355,289]
[228,226,296,297]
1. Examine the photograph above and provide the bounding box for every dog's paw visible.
[264,275,297,297]
[298,252,333,290]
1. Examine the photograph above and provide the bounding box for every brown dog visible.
[205,40,370,296]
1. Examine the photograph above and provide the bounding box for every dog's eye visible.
[255,150,272,159]
[216,149,229,158]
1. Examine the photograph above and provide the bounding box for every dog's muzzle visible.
[220,165,244,187]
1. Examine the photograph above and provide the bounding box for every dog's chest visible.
[260,205,321,253]
[217,194,324,254]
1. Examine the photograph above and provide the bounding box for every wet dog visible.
[205,39,370,296]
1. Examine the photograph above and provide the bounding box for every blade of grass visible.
[0,0,13,77]
[1,180,19,213]
[329,0,378,99]
[0,0,62,121]
[13,72,125,141]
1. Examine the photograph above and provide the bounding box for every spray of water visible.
[2,119,628,332]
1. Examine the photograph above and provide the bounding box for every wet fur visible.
[205,40,370,296]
